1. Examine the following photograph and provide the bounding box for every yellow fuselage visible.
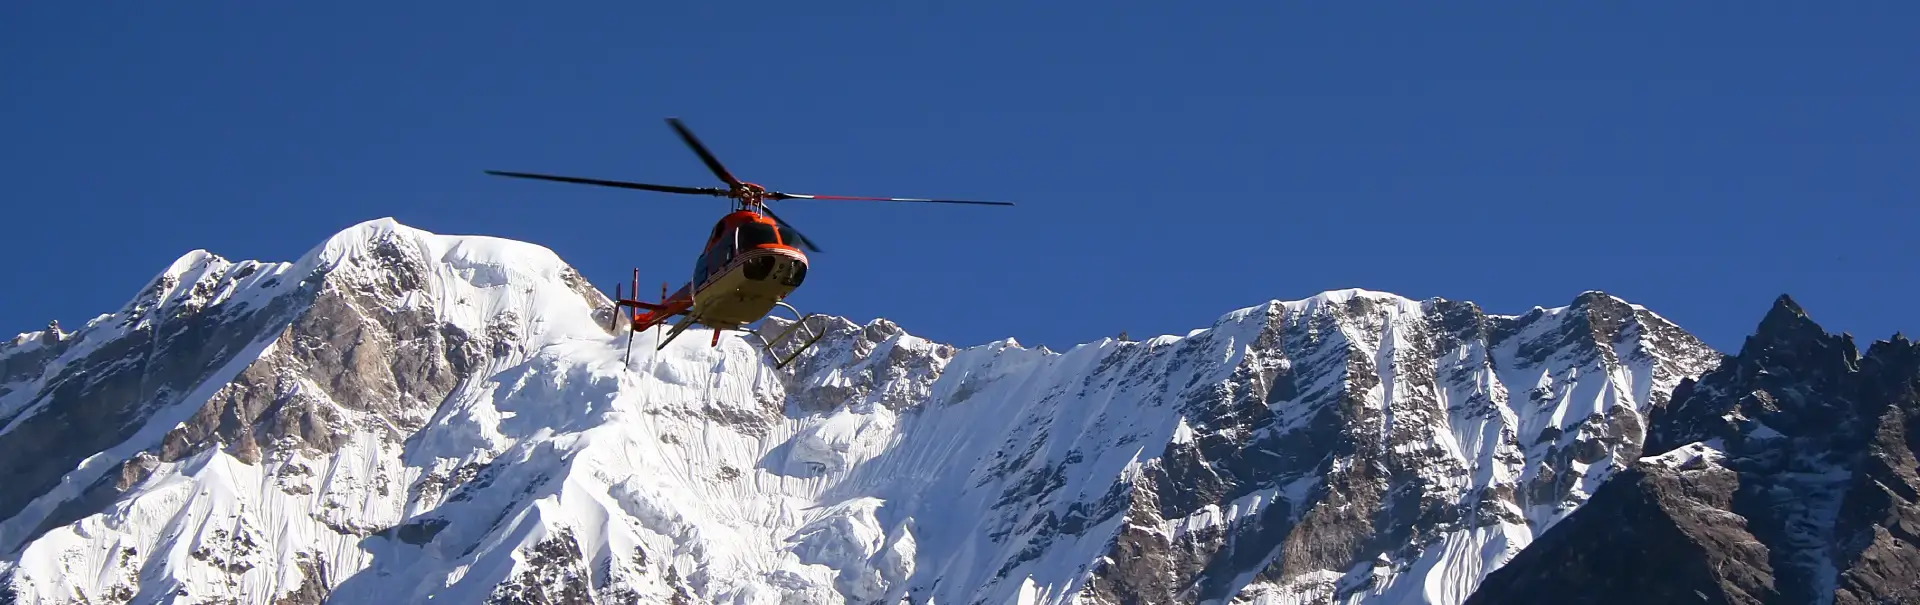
[691,246,808,330]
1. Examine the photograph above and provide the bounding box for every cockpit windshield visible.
[737,222,779,248]
[776,224,804,249]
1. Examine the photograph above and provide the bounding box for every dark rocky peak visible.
[1856,332,1916,377]
[1425,297,1487,338]
[1647,295,1863,455]
[1468,295,1920,605]
[1569,290,1638,341]
[1748,294,1822,348]
[1734,294,1860,382]
[1850,333,1920,442]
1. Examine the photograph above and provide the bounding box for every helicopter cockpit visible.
[692,217,808,289]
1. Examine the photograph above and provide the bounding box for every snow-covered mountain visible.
[1464,296,1920,605]
[0,218,1722,605]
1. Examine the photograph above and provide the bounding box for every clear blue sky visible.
[4,3,1916,353]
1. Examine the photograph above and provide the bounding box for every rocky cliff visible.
[1464,296,1920,605]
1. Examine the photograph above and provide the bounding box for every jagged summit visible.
[1770,291,1804,312]
[1466,297,1920,605]
[6,217,579,340]
[1,220,1728,605]
[1747,292,1825,347]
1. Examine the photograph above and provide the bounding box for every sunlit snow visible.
[0,219,1723,605]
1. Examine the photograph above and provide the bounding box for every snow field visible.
[1,221,1724,605]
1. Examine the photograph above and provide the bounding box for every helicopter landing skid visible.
[657,314,697,352]
[746,302,830,370]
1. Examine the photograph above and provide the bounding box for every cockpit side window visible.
[715,227,735,267]
[776,224,804,249]
[738,222,779,248]
[693,248,710,285]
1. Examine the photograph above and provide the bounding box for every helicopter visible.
[485,117,1014,369]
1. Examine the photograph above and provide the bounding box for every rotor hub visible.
[732,182,769,208]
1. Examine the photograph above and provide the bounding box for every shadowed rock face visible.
[0,254,311,532]
[160,252,487,467]
[1466,296,1920,605]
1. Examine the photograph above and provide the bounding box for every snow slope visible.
[0,219,1721,604]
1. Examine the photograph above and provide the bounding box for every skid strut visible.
[614,277,636,363]
[658,314,697,351]
[746,301,830,369]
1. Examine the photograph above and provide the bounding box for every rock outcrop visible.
[1466,296,1920,605]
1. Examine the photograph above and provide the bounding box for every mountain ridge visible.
[1,218,1724,604]
[1463,294,1920,605]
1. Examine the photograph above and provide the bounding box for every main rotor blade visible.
[757,204,821,253]
[666,118,742,187]
[484,170,727,196]
[767,191,1015,206]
